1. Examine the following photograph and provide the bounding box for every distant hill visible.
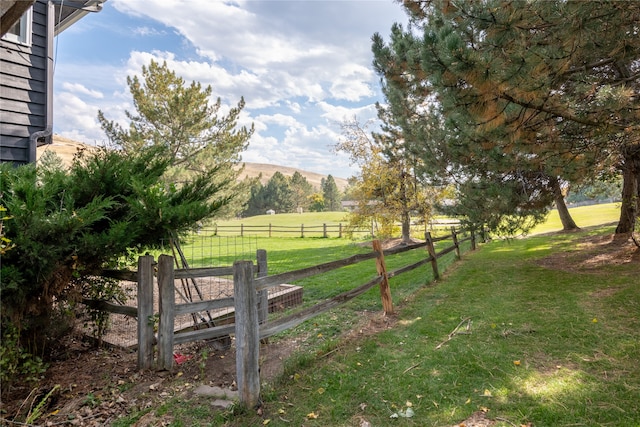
[38,135,349,191]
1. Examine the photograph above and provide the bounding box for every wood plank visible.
[373,240,393,315]
[0,98,45,116]
[173,324,235,345]
[174,266,233,279]
[0,110,33,126]
[157,255,175,371]
[136,255,155,370]
[174,297,234,315]
[233,261,261,408]
[255,251,377,291]
[82,298,137,317]
[260,275,383,339]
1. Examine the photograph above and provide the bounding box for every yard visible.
[2,205,638,426]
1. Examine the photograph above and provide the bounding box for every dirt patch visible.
[535,232,639,274]
[0,310,391,426]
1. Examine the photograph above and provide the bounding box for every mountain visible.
[38,135,349,191]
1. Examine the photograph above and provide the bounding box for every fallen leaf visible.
[263,419,271,425]
[307,411,319,419]
[483,389,492,396]
[513,360,521,366]
[317,387,325,394]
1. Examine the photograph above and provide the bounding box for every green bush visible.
[0,146,231,354]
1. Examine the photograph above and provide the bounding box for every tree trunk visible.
[615,147,640,235]
[401,209,411,245]
[615,166,639,234]
[551,176,579,231]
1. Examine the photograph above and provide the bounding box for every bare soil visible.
[0,308,396,426]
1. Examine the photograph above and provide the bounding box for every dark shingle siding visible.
[0,0,49,164]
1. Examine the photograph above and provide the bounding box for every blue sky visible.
[52,0,408,179]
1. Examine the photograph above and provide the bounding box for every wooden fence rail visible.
[84,226,481,408]
[212,220,460,238]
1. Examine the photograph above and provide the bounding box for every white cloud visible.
[61,82,104,99]
[53,0,408,177]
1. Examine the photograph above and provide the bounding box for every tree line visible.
[242,171,343,217]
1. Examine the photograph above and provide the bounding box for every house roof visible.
[0,0,106,37]
[52,0,106,35]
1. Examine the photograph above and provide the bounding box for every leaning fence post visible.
[157,255,175,371]
[234,261,261,408]
[256,249,268,325]
[137,254,155,370]
[372,240,394,315]
[425,232,440,280]
[451,226,461,259]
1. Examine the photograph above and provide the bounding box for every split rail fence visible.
[212,220,460,238]
[86,226,483,408]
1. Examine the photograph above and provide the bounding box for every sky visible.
[52,0,409,179]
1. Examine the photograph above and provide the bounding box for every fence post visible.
[451,226,461,259]
[301,224,304,238]
[241,223,244,237]
[323,223,327,238]
[425,232,440,280]
[256,249,268,325]
[234,261,261,408]
[157,254,175,371]
[372,240,394,315]
[137,254,155,370]
[269,223,272,238]
[339,223,343,238]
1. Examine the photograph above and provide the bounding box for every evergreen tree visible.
[289,171,314,212]
[375,0,640,235]
[321,175,342,211]
[264,172,295,213]
[98,60,253,217]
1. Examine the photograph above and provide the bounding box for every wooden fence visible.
[212,220,460,238]
[86,226,480,408]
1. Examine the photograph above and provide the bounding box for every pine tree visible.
[373,1,640,235]
[98,60,254,218]
[321,175,342,211]
[289,171,314,212]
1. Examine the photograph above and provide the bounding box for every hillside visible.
[38,136,349,190]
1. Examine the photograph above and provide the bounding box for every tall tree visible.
[335,118,441,241]
[264,172,295,213]
[321,175,342,211]
[377,0,640,236]
[289,171,314,212]
[98,60,254,216]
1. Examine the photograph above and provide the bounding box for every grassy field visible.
[529,203,620,235]
[224,223,639,427]
[116,203,636,426]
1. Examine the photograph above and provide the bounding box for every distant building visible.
[266,209,275,215]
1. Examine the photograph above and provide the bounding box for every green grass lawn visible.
[529,202,620,235]
[120,203,636,426]
[218,223,639,427]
